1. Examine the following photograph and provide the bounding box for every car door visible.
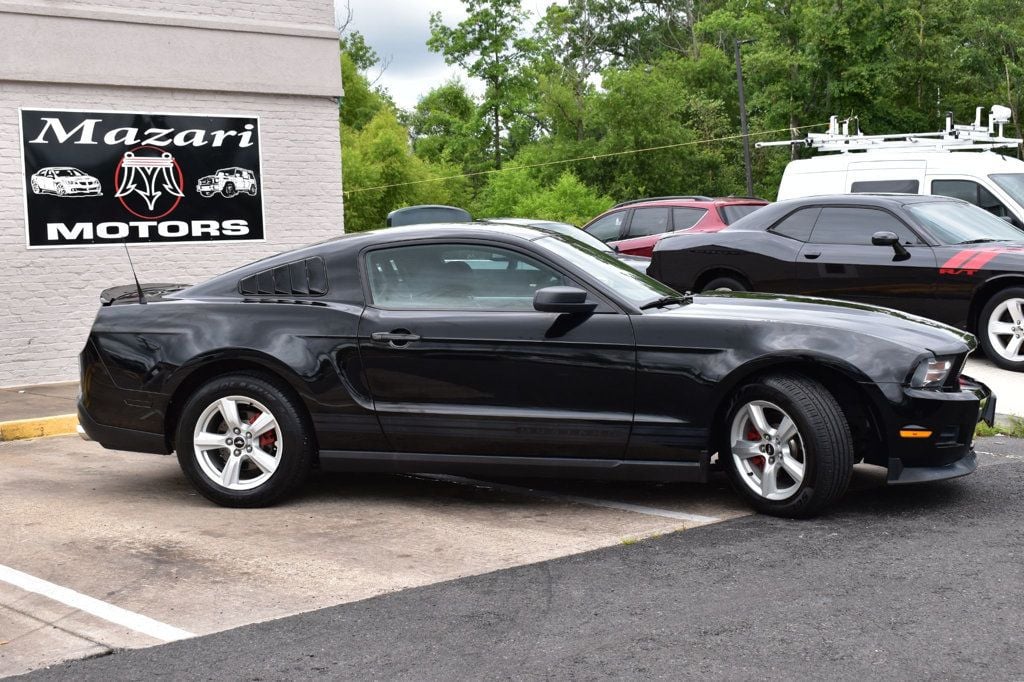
[795,206,938,314]
[39,170,54,192]
[357,240,636,459]
[612,207,672,257]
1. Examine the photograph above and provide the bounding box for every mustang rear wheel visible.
[980,287,1024,371]
[175,372,314,507]
[721,373,853,517]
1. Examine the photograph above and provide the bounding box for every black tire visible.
[247,185,258,196]
[175,372,314,507]
[223,182,236,198]
[702,276,747,293]
[978,286,1024,372]
[719,373,853,518]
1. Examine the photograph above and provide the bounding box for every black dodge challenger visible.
[649,194,1024,371]
[79,223,994,517]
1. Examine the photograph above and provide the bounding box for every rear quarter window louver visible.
[239,257,328,297]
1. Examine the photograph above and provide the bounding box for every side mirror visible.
[871,231,899,246]
[872,230,910,260]
[533,286,597,314]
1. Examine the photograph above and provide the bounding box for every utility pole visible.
[735,38,755,196]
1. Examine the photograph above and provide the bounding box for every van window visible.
[769,207,821,242]
[850,179,920,194]
[808,207,923,246]
[932,179,1015,221]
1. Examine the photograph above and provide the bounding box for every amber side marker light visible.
[899,429,933,439]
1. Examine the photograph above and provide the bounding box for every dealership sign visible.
[19,108,264,248]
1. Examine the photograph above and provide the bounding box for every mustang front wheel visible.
[980,287,1024,371]
[722,373,853,517]
[175,372,314,507]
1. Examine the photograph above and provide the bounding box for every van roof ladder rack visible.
[756,106,1023,154]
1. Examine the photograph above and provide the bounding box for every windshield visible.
[535,235,678,308]
[53,169,84,177]
[720,204,765,225]
[906,200,1024,244]
[991,173,1024,210]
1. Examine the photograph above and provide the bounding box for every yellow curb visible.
[0,414,79,442]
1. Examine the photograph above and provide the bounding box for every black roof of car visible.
[726,193,964,231]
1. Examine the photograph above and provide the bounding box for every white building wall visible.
[0,1,343,387]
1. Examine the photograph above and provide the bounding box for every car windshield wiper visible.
[956,238,1010,244]
[640,294,693,310]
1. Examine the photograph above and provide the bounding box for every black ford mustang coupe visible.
[79,224,994,517]
[649,194,1024,371]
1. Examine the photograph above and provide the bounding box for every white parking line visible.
[0,564,194,643]
[415,474,724,524]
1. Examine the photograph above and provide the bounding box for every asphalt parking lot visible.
[5,437,1023,680]
[0,435,750,677]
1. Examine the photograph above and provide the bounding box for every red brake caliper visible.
[746,424,765,470]
[247,412,277,450]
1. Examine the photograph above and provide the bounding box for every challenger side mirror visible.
[872,230,910,260]
[533,286,597,314]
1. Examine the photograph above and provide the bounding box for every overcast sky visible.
[337,0,552,110]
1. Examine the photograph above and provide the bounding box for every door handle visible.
[371,329,421,347]
[803,251,821,260]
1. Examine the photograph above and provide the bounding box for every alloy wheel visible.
[192,395,282,491]
[987,297,1024,362]
[730,400,806,501]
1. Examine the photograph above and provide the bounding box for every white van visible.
[768,107,1024,228]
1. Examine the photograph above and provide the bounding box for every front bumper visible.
[65,186,101,195]
[884,374,994,485]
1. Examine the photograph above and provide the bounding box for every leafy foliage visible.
[340,0,1024,230]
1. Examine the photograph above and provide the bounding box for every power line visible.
[342,122,827,195]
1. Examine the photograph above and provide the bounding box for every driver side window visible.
[366,243,568,311]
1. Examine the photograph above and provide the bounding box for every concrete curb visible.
[0,414,78,442]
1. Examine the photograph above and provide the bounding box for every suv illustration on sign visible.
[196,167,258,198]
[30,167,102,197]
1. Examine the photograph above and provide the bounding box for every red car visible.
[582,196,769,257]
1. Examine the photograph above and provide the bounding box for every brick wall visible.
[0,82,343,387]
[10,0,336,26]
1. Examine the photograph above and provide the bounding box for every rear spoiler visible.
[100,283,190,306]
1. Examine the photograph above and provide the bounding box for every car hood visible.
[663,291,976,355]
[936,242,1024,272]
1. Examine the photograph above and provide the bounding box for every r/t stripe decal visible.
[940,249,1001,275]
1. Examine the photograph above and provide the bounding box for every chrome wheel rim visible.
[988,298,1024,362]
[192,396,282,491]
[730,400,806,501]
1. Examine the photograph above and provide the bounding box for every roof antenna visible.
[123,240,146,304]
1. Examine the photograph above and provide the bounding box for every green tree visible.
[428,0,535,169]
[407,81,490,171]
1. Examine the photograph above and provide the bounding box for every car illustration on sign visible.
[78,223,994,518]
[30,167,102,196]
[197,167,258,198]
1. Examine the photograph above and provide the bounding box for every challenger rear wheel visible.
[980,287,1024,371]
[702,276,747,293]
[175,372,313,507]
[721,373,853,518]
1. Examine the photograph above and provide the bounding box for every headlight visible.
[910,357,954,388]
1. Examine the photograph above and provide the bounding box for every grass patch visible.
[976,417,1024,438]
